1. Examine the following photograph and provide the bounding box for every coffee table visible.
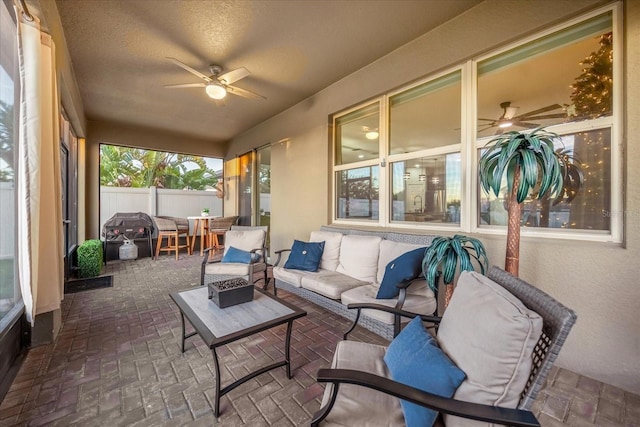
[170,286,307,416]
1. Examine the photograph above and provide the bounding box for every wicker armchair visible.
[311,266,577,427]
[153,216,191,260]
[206,215,239,249]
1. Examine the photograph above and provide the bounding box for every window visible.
[331,5,620,242]
[388,71,462,225]
[0,0,20,324]
[476,11,615,236]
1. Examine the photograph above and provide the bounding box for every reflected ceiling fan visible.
[478,101,565,134]
[164,57,265,101]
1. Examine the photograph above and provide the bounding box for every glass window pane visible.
[335,103,379,166]
[391,153,461,224]
[477,12,613,138]
[0,0,19,321]
[390,71,461,154]
[336,166,379,220]
[479,128,611,231]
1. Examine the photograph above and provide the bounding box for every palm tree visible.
[422,235,488,309]
[479,127,582,276]
[0,101,15,182]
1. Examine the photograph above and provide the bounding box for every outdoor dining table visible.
[187,215,218,256]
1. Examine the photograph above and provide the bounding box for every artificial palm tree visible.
[422,235,488,308]
[479,127,582,276]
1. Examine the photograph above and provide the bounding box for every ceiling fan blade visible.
[516,122,539,128]
[166,57,212,82]
[478,118,496,122]
[218,67,251,85]
[516,104,562,118]
[164,83,206,88]
[523,113,566,120]
[226,85,266,100]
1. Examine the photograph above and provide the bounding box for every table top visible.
[170,287,306,348]
[187,215,219,220]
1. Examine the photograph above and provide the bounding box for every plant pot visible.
[201,211,209,217]
[208,278,254,308]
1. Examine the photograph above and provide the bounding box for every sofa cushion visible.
[273,265,313,287]
[341,283,437,324]
[437,271,543,427]
[376,247,426,299]
[377,240,424,284]
[204,262,251,277]
[320,340,405,427]
[301,270,369,300]
[284,240,325,272]
[336,235,382,283]
[385,317,466,427]
[310,231,343,271]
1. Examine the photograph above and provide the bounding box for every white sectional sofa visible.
[273,226,439,339]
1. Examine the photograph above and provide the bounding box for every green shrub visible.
[77,239,103,278]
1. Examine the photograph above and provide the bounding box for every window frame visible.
[330,3,622,243]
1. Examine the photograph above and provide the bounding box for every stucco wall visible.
[227,0,640,393]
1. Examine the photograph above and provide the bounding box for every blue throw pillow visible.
[284,240,325,272]
[376,247,426,299]
[221,246,252,264]
[384,317,466,427]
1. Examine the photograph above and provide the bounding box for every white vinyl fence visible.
[100,186,223,236]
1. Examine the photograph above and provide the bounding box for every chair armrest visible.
[346,303,442,324]
[273,248,292,267]
[314,369,539,427]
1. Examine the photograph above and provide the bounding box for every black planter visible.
[208,278,254,308]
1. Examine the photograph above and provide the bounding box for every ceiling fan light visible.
[499,120,513,128]
[365,131,379,140]
[205,83,227,99]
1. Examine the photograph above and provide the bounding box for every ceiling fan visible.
[478,101,565,134]
[164,57,265,101]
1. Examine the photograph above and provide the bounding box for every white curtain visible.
[16,10,63,325]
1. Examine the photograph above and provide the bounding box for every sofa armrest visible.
[273,248,292,267]
[311,369,539,427]
[343,302,441,340]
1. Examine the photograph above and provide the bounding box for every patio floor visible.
[0,254,638,426]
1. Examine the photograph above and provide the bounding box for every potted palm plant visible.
[479,127,583,276]
[422,235,488,309]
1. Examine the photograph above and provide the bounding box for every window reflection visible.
[479,129,611,231]
[391,154,461,224]
[336,166,379,220]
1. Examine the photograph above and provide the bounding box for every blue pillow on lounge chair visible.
[376,247,426,299]
[284,240,325,272]
[384,316,466,427]
[222,246,253,264]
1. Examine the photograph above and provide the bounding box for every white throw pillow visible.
[336,234,382,283]
[310,230,343,271]
[437,271,543,427]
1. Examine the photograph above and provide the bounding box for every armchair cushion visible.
[284,240,325,272]
[437,271,543,427]
[223,229,265,255]
[376,247,426,299]
[384,316,466,427]
[222,246,255,264]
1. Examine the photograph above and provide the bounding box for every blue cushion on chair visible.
[384,316,466,427]
[376,247,426,299]
[284,240,325,272]
[222,246,252,264]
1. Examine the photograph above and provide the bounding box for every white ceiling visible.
[51,0,482,143]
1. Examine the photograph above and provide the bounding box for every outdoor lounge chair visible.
[311,266,577,427]
[200,225,269,288]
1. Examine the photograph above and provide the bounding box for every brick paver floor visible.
[1,253,638,426]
